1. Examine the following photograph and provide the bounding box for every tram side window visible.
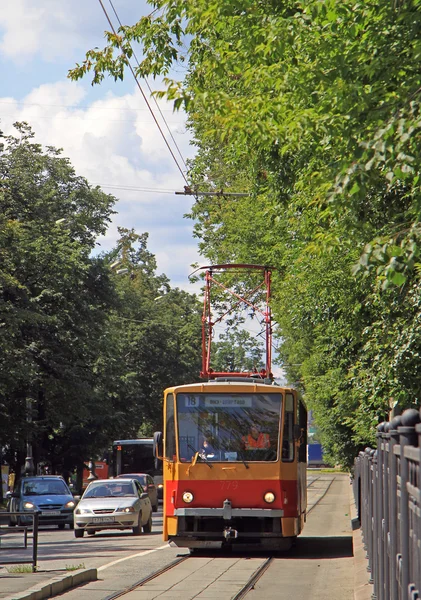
[282,393,294,462]
[165,393,176,461]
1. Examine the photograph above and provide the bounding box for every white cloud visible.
[0,0,99,63]
[0,79,200,290]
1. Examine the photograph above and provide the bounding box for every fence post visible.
[366,448,375,584]
[32,511,39,573]
[416,414,421,600]
[380,422,391,600]
[398,409,420,600]
[377,424,386,600]
[388,415,402,600]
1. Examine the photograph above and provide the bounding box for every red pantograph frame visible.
[199,264,273,380]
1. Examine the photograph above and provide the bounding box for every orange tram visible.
[154,265,308,551]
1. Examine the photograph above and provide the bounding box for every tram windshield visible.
[176,392,282,462]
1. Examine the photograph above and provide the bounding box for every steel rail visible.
[104,554,189,600]
[104,475,333,599]
[231,557,274,600]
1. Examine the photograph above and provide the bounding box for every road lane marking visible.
[97,544,169,571]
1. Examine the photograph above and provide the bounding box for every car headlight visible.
[65,501,76,509]
[182,491,194,504]
[158,484,163,488]
[75,507,92,515]
[120,506,135,513]
[23,502,35,510]
[264,492,275,504]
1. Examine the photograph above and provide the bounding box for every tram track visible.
[104,555,189,600]
[101,475,336,600]
[104,554,274,600]
[231,557,273,600]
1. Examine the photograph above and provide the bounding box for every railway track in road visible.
[101,475,338,600]
[105,554,274,600]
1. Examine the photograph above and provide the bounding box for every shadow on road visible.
[187,535,353,561]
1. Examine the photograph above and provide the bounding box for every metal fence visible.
[0,511,39,572]
[353,407,421,600]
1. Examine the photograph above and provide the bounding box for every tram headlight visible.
[182,491,194,504]
[264,492,276,504]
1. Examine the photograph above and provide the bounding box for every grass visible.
[65,563,85,571]
[6,565,33,573]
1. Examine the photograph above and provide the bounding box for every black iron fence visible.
[353,408,421,600]
[0,511,39,572]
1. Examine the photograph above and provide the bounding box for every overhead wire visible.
[107,0,188,173]
[97,0,188,185]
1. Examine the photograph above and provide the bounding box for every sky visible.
[0,0,199,291]
[0,1,285,378]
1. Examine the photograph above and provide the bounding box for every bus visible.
[155,380,307,550]
[111,438,163,499]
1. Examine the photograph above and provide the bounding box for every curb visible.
[3,568,97,600]
[349,484,373,600]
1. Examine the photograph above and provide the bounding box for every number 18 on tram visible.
[154,379,307,551]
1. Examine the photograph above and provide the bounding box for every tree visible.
[68,1,421,466]
[0,122,119,475]
[211,329,264,374]
[99,227,203,434]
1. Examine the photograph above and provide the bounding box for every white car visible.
[73,478,152,538]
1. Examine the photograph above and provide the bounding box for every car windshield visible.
[23,480,69,496]
[83,482,135,498]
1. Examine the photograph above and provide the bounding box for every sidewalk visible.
[0,568,97,600]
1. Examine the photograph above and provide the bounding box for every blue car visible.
[8,476,76,529]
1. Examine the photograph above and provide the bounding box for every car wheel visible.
[74,529,84,538]
[58,523,65,530]
[143,513,152,534]
[9,516,16,527]
[87,529,95,535]
[69,522,74,530]
[132,514,142,535]
[152,504,158,513]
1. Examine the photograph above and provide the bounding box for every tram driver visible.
[242,422,271,450]
[199,439,216,460]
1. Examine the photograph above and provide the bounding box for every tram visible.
[154,265,307,550]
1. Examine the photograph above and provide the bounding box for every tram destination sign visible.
[184,396,253,408]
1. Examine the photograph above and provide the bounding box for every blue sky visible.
[0,0,199,290]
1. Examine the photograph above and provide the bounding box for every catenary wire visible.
[108,0,188,172]
[97,0,188,185]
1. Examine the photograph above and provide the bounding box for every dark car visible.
[115,473,159,512]
[7,476,76,529]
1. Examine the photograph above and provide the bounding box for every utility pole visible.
[25,397,35,476]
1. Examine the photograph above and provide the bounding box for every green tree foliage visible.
[0,124,202,478]
[69,0,421,466]
[211,329,264,374]
[102,227,202,433]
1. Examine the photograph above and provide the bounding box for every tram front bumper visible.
[174,507,284,518]
[170,500,287,548]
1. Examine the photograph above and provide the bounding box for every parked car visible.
[73,478,152,538]
[8,476,76,529]
[115,473,159,512]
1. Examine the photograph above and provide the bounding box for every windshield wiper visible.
[188,443,212,468]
